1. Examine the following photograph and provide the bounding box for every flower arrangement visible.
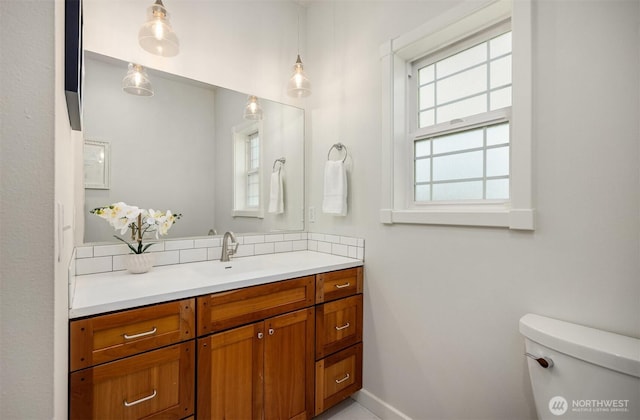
[90,202,182,254]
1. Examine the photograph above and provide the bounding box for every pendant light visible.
[122,63,154,97]
[138,0,179,57]
[244,95,263,120]
[287,10,311,98]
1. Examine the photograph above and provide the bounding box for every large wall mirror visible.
[83,52,305,243]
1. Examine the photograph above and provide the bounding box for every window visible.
[246,132,260,208]
[233,121,264,218]
[412,27,512,203]
[380,0,533,229]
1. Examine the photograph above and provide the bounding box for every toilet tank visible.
[519,314,640,420]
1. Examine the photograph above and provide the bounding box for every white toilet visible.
[519,314,640,419]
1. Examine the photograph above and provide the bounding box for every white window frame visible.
[379,0,534,229]
[232,120,264,218]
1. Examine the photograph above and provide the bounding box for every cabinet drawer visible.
[315,343,363,416]
[70,299,195,371]
[316,295,363,359]
[316,267,363,304]
[70,341,195,420]
[197,276,315,335]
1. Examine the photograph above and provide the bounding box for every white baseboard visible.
[352,388,412,420]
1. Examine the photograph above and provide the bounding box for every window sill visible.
[232,210,264,219]
[379,207,534,230]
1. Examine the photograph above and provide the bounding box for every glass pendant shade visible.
[287,55,311,98]
[122,63,154,96]
[244,96,263,120]
[138,0,179,57]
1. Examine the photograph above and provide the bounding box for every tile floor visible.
[316,398,381,420]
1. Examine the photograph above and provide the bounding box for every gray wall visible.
[83,56,217,242]
[306,1,639,419]
[1,0,74,418]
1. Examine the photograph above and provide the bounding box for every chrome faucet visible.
[221,231,239,262]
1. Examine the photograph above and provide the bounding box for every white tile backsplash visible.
[255,242,275,255]
[93,244,130,257]
[332,243,349,257]
[180,248,207,263]
[76,256,112,275]
[275,241,293,253]
[74,232,364,275]
[165,239,194,251]
[154,250,180,266]
[317,241,332,254]
[194,238,221,248]
[76,246,93,258]
[243,235,265,244]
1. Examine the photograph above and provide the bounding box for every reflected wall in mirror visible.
[83,52,304,243]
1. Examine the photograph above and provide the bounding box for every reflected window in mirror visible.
[233,121,264,218]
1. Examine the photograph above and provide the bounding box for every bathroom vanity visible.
[68,252,363,419]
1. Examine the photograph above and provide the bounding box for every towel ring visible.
[327,143,348,162]
[273,157,286,172]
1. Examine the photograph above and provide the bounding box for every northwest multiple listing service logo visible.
[549,396,631,416]
[549,396,568,416]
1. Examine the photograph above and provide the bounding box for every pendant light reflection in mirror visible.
[138,0,180,57]
[244,95,264,120]
[122,63,154,97]
[287,6,311,98]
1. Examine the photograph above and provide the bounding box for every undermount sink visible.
[185,254,278,277]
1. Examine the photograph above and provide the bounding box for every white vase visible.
[125,253,155,274]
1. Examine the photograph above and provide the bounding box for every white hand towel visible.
[268,170,284,214]
[322,160,347,216]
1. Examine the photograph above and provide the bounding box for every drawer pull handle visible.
[123,327,157,340]
[335,322,351,331]
[124,389,157,407]
[335,373,350,384]
[334,282,351,289]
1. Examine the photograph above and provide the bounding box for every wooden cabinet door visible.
[70,341,195,420]
[197,322,264,420]
[264,308,314,420]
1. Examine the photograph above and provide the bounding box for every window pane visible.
[486,178,509,199]
[436,94,487,123]
[415,158,431,182]
[437,65,487,104]
[487,122,510,146]
[419,84,435,110]
[433,150,483,181]
[415,139,431,157]
[437,43,487,78]
[419,109,435,128]
[432,128,483,154]
[486,146,509,177]
[433,181,483,200]
[419,64,434,84]
[490,86,511,110]
[490,55,511,88]
[415,184,431,201]
[490,32,511,59]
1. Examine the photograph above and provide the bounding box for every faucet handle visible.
[229,240,239,256]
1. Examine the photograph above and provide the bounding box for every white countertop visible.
[70,251,363,319]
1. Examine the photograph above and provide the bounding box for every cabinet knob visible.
[268,328,275,335]
[257,332,264,339]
